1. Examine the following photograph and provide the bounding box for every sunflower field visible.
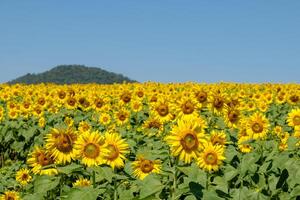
[0,83,300,200]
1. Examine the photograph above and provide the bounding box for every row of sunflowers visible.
[0,82,300,199]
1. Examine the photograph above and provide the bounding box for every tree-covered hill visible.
[9,65,136,84]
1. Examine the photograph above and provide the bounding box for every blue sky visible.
[0,1,299,83]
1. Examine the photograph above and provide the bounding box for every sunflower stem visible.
[92,170,96,188]
[113,168,118,200]
[171,157,178,200]
[206,172,209,190]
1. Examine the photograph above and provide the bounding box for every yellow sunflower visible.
[223,106,240,128]
[78,121,91,132]
[114,108,130,126]
[74,131,107,167]
[27,146,58,176]
[246,112,269,140]
[0,191,20,200]
[45,128,77,164]
[104,132,129,169]
[197,142,225,172]
[165,115,206,164]
[240,144,253,153]
[142,116,164,137]
[208,92,227,115]
[171,96,200,118]
[132,156,161,180]
[209,130,227,147]
[151,98,173,123]
[16,168,32,186]
[287,108,300,127]
[73,178,91,187]
[99,112,112,126]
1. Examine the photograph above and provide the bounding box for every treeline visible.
[9,65,136,84]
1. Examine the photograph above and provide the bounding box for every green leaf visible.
[202,189,223,200]
[22,193,44,200]
[213,176,228,194]
[57,163,82,175]
[92,166,114,183]
[177,163,207,186]
[290,185,300,197]
[139,176,163,199]
[34,175,60,194]
[189,182,204,199]
[224,165,238,181]
[63,187,100,200]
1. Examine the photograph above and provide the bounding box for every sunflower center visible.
[196,91,207,103]
[181,133,198,151]
[106,144,119,160]
[228,111,239,123]
[95,99,104,108]
[252,122,263,133]
[293,115,300,125]
[83,143,100,159]
[37,153,53,166]
[156,104,169,116]
[181,101,194,114]
[38,98,45,105]
[67,98,76,106]
[21,173,29,180]
[211,136,226,146]
[137,91,144,97]
[290,95,299,103]
[140,160,154,173]
[118,113,127,121]
[58,91,66,99]
[121,92,131,103]
[56,134,74,153]
[205,152,218,165]
[148,120,161,129]
[213,97,224,109]
[6,195,15,200]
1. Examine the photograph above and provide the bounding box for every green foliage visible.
[9,65,136,84]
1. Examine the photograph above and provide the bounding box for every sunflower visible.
[132,156,161,180]
[74,131,107,167]
[171,96,200,118]
[238,143,252,153]
[209,130,227,147]
[165,115,206,164]
[38,117,46,128]
[45,128,77,164]
[287,108,300,127]
[16,168,32,186]
[65,97,77,110]
[194,89,208,106]
[130,99,143,113]
[78,121,91,132]
[27,146,58,176]
[73,178,91,187]
[142,116,164,137]
[197,142,225,172]
[0,191,20,200]
[103,132,129,169]
[151,98,173,123]
[99,112,112,126]
[223,106,240,128]
[208,92,227,115]
[114,108,130,126]
[246,112,269,140]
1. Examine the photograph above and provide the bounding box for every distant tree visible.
[9,65,136,84]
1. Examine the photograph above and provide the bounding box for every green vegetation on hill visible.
[9,65,136,84]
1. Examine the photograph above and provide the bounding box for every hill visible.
[9,65,136,84]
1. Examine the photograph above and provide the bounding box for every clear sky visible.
[0,1,299,83]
